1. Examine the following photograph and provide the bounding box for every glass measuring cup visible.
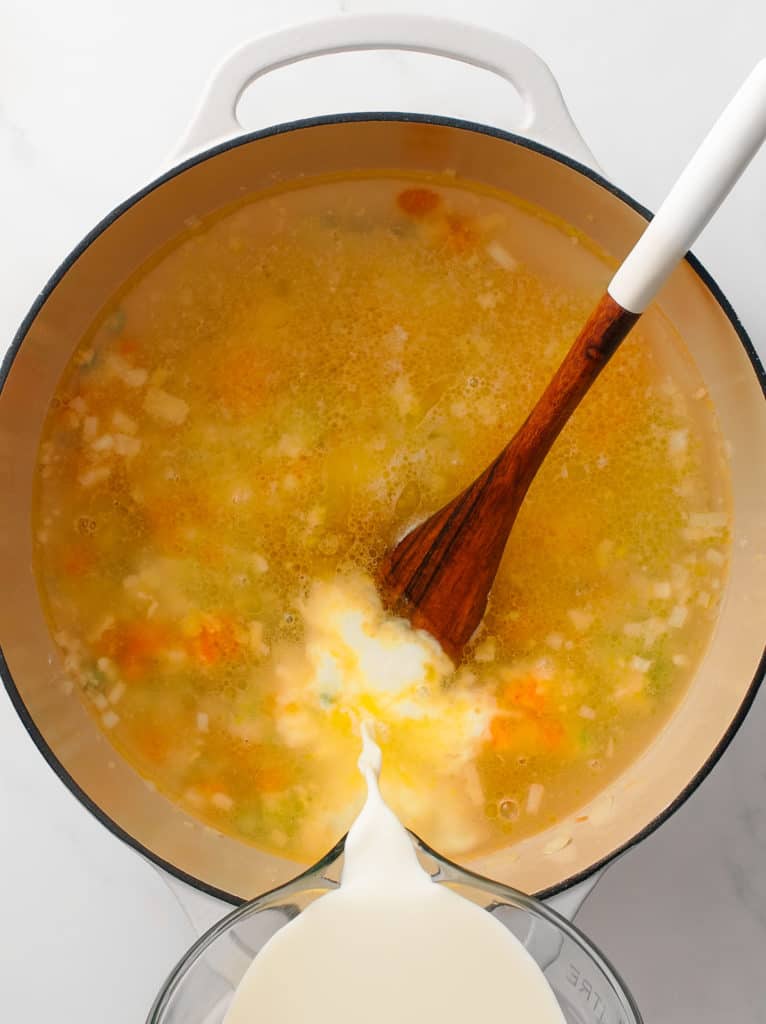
[147,835,641,1024]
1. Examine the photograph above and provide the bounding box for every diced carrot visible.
[132,724,170,764]
[193,779,228,798]
[503,676,549,715]
[488,714,545,755]
[443,212,478,253]
[539,718,565,749]
[489,708,565,754]
[490,715,517,749]
[61,543,93,577]
[100,621,172,678]
[397,187,441,217]
[118,337,140,357]
[254,764,289,793]
[189,616,241,666]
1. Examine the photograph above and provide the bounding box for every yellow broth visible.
[33,175,731,862]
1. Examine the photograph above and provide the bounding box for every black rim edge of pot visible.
[2,110,765,906]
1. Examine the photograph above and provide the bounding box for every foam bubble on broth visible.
[33,173,731,865]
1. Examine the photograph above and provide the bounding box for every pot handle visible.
[177,13,597,169]
[544,867,604,921]
[159,868,233,936]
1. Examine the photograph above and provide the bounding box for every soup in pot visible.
[33,174,731,862]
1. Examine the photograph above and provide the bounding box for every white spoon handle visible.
[609,60,766,314]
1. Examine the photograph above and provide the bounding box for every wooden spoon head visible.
[378,460,525,662]
[378,294,638,662]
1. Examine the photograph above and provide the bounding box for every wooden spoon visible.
[380,61,766,663]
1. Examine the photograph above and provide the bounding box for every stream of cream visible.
[223,725,566,1024]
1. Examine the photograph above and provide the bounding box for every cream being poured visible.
[224,725,566,1024]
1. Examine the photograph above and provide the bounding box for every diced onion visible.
[526,783,544,814]
[568,608,593,632]
[613,678,643,700]
[486,240,518,271]
[474,638,496,662]
[276,433,304,458]
[108,682,126,705]
[248,620,269,656]
[106,354,148,389]
[143,386,189,425]
[667,429,688,456]
[668,605,688,629]
[630,655,652,673]
[101,710,120,729]
[78,465,111,488]
[91,433,114,452]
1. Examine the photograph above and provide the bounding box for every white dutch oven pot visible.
[2,15,765,931]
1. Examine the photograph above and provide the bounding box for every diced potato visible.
[112,410,138,434]
[143,387,189,425]
[106,353,148,388]
[78,465,111,488]
[114,433,142,457]
[567,609,594,632]
[526,784,544,814]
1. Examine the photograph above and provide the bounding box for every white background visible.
[2,1,766,1021]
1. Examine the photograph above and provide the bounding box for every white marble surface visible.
[2,1,765,1020]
